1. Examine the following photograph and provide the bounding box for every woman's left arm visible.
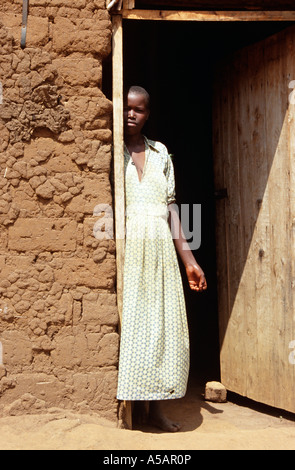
[168,203,207,292]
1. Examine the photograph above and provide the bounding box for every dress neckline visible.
[124,139,149,184]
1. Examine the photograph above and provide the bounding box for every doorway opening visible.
[103,19,294,389]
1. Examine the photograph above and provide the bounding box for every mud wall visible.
[0,0,119,421]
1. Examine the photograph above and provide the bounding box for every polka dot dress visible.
[116,137,190,401]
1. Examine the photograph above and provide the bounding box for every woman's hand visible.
[185,264,207,292]
[168,203,207,292]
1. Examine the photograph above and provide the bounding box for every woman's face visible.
[124,92,150,136]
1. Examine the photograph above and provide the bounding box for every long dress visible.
[116,136,190,401]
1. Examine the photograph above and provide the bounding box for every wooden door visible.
[213,25,295,412]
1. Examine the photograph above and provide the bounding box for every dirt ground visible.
[1,380,295,451]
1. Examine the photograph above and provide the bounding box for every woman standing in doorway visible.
[116,86,207,432]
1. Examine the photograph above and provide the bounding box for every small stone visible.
[0,365,7,380]
[205,381,227,403]
[35,180,55,199]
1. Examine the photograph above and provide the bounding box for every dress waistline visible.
[126,204,168,221]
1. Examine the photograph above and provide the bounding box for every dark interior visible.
[134,0,295,10]
[103,20,294,387]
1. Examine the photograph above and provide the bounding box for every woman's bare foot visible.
[148,401,181,432]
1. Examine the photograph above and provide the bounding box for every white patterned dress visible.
[116,137,190,401]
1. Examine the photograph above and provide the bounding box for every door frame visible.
[111,1,295,429]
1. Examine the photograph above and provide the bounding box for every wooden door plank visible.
[213,61,231,383]
[271,31,289,410]
[247,38,271,405]
[263,32,287,409]
[225,50,247,395]
[214,55,247,393]
[287,28,295,412]
[236,46,256,398]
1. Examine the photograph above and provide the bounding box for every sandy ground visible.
[1,381,295,451]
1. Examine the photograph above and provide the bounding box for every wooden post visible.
[112,13,132,430]
[112,14,125,321]
[121,9,295,21]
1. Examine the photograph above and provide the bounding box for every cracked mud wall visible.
[0,0,119,421]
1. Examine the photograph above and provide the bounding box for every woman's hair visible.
[124,85,150,110]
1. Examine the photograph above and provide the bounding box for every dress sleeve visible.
[165,152,176,205]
